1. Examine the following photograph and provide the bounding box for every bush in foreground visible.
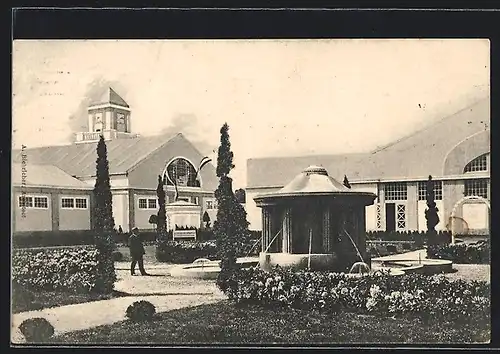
[126,301,156,322]
[12,246,103,293]
[221,267,490,323]
[427,241,490,264]
[19,318,54,343]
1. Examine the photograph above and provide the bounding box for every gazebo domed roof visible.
[254,165,377,203]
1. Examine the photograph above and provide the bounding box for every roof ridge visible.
[371,96,489,154]
[125,133,180,174]
[248,152,368,162]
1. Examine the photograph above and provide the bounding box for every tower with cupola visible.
[75,87,138,143]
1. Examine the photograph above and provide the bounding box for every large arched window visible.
[164,158,200,187]
[464,153,489,173]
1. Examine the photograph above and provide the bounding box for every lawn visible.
[51,301,489,345]
[11,286,130,314]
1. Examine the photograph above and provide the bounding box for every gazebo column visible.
[322,206,331,253]
[262,208,271,252]
[282,207,292,253]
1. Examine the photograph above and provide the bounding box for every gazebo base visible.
[259,252,343,272]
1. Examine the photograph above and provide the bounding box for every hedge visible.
[12,245,114,293]
[366,230,452,244]
[155,239,261,263]
[427,241,490,264]
[222,267,490,323]
[13,229,262,249]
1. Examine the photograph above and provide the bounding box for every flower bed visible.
[427,241,490,264]
[12,245,109,293]
[222,267,490,322]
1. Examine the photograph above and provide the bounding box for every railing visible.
[76,130,139,143]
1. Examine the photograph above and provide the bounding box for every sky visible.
[12,39,490,188]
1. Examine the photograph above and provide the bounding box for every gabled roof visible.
[247,97,490,188]
[11,163,92,189]
[89,87,129,108]
[247,153,369,189]
[12,133,183,177]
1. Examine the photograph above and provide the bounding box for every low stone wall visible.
[259,252,339,272]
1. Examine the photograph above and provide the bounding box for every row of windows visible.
[18,196,88,209]
[61,198,88,209]
[19,196,49,209]
[138,198,158,210]
[385,179,486,201]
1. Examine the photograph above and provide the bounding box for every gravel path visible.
[12,263,226,344]
[11,294,225,344]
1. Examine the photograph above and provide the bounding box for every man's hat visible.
[132,227,139,233]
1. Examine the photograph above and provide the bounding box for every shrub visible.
[220,267,490,323]
[12,230,96,248]
[19,317,55,342]
[12,246,104,293]
[112,251,124,261]
[126,301,156,322]
[427,241,490,264]
[155,240,218,263]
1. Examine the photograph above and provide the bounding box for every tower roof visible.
[89,87,129,108]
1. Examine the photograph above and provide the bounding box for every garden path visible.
[11,264,226,344]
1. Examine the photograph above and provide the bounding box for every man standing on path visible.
[128,227,149,276]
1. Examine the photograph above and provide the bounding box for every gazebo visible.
[254,165,377,272]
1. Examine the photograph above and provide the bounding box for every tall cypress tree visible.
[213,123,250,292]
[93,135,116,293]
[156,174,168,242]
[94,136,115,233]
[425,175,440,245]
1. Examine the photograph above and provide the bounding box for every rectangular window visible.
[464,179,488,199]
[138,198,148,209]
[206,200,213,209]
[75,198,88,209]
[193,196,199,205]
[147,198,157,209]
[61,198,75,209]
[19,196,33,208]
[384,182,407,201]
[139,198,157,209]
[418,180,443,201]
[34,196,48,209]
